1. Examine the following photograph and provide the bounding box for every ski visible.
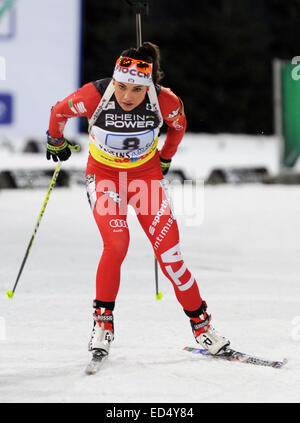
[85,349,109,375]
[184,346,287,369]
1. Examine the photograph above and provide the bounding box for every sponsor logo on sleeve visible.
[68,99,87,114]
[168,107,180,119]
[172,118,184,130]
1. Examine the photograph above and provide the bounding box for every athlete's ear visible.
[113,80,115,86]
[147,87,149,92]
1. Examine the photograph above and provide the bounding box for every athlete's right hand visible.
[46,131,80,162]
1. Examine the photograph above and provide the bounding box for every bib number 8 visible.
[122,137,140,150]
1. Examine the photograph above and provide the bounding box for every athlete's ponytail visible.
[120,41,164,84]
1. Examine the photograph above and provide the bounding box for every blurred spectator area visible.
[2,133,298,189]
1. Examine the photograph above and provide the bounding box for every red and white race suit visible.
[48,77,203,314]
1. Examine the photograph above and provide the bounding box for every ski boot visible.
[189,301,230,355]
[88,307,114,355]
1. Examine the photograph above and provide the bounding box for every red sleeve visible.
[48,82,101,138]
[158,86,187,160]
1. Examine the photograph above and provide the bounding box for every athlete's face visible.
[114,80,148,111]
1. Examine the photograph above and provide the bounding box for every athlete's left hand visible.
[160,156,172,175]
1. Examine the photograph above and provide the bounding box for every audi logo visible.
[109,219,128,228]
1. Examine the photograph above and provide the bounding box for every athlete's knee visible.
[155,242,196,292]
[103,233,130,261]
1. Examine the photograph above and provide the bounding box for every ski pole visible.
[135,1,163,300]
[125,1,149,49]
[6,162,62,299]
[125,1,162,300]
[154,255,163,300]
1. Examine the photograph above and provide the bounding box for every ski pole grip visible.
[68,143,80,152]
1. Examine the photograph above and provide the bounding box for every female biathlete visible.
[46,42,230,358]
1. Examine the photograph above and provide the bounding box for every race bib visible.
[104,129,154,153]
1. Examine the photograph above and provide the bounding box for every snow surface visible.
[0,181,299,404]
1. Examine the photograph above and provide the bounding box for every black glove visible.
[46,131,80,162]
[160,156,172,175]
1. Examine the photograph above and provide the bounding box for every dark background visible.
[81,0,299,134]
